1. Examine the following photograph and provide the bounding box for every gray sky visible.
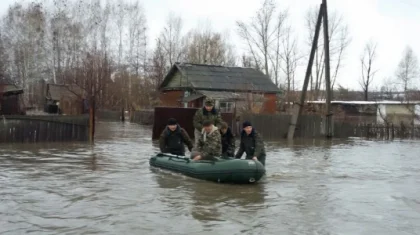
[0,0,419,91]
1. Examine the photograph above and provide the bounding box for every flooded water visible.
[1,122,420,235]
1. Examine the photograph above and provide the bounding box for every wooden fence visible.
[334,122,420,139]
[0,115,89,143]
[96,109,124,121]
[131,110,154,125]
[140,108,420,140]
[150,107,235,140]
[241,114,324,139]
[241,114,420,140]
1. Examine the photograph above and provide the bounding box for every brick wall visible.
[262,93,277,114]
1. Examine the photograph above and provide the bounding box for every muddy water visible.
[1,122,419,235]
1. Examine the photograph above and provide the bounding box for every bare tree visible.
[280,26,301,107]
[2,2,48,107]
[305,7,351,99]
[0,0,161,111]
[0,33,8,80]
[396,46,419,94]
[237,0,288,85]
[183,23,236,66]
[160,12,183,66]
[126,2,147,77]
[149,38,167,90]
[241,53,261,71]
[359,40,378,101]
[151,12,184,89]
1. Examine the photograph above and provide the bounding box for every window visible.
[219,102,235,113]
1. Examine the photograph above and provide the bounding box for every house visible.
[306,100,420,126]
[45,84,86,115]
[0,83,25,115]
[376,101,420,126]
[159,63,280,114]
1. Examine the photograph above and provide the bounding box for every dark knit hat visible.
[167,118,177,125]
[242,121,252,128]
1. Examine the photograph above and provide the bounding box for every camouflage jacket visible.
[197,125,222,159]
[193,107,223,131]
[235,129,266,159]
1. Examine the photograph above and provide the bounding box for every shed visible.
[0,84,25,115]
[45,84,85,115]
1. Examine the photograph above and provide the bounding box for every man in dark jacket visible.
[220,121,235,158]
[159,118,193,156]
[235,121,266,166]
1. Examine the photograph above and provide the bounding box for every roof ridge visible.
[177,63,252,69]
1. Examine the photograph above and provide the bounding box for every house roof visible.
[0,84,24,95]
[160,63,280,93]
[47,84,83,100]
[198,90,242,101]
[180,90,245,103]
[180,93,204,103]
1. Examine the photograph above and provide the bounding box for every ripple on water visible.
[1,122,420,234]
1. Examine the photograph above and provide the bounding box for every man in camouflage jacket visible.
[191,120,222,161]
[193,97,223,146]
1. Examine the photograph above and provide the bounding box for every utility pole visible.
[322,0,333,138]
[287,0,333,139]
[287,4,323,140]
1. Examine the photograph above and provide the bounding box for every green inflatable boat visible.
[149,153,266,184]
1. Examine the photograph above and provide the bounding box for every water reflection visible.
[152,168,266,223]
[189,182,266,223]
[1,122,420,234]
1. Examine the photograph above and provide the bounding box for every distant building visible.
[0,83,25,115]
[376,101,420,126]
[159,63,280,114]
[307,100,420,126]
[45,84,86,115]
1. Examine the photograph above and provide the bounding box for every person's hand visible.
[252,156,258,161]
[193,155,201,161]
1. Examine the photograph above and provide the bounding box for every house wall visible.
[415,105,420,126]
[160,90,278,114]
[377,104,418,126]
[166,71,189,88]
[159,90,184,107]
[59,97,84,115]
[262,93,277,114]
[385,104,413,116]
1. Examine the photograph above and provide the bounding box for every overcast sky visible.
[0,0,419,91]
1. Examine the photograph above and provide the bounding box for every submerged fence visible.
[131,110,154,125]
[96,109,124,121]
[242,114,420,140]
[132,107,420,140]
[0,115,89,143]
[149,107,235,140]
[334,122,420,139]
[241,114,324,139]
